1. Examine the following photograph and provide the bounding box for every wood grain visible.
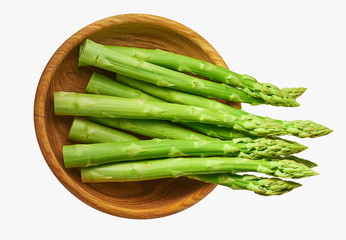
[34,14,240,219]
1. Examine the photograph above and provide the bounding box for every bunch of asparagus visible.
[54,39,332,196]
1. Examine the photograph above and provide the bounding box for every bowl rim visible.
[34,13,231,219]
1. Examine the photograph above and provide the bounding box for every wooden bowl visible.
[34,13,238,219]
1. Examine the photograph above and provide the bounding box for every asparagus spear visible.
[75,117,315,169]
[190,174,302,196]
[68,117,139,143]
[115,74,332,138]
[86,72,254,138]
[115,74,248,112]
[89,117,217,141]
[69,119,305,195]
[64,137,308,168]
[85,73,286,137]
[81,156,317,182]
[179,122,252,139]
[54,91,287,137]
[102,45,300,107]
[79,39,296,106]
[85,72,158,101]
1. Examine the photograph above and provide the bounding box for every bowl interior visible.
[35,14,234,219]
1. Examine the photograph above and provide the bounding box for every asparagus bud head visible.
[282,120,333,138]
[281,87,307,99]
[266,159,318,179]
[242,81,300,107]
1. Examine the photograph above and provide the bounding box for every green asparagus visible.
[103,45,300,107]
[86,72,253,138]
[52,38,327,198]
[191,173,302,196]
[85,73,286,137]
[69,118,305,195]
[64,137,307,168]
[281,87,307,99]
[179,122,252,139]
[68,117,139,143]
[54,91,287,137]
[275,155,318,169]
[89,117,216,141]
[273,119,333,138]
[79,39,294,106]
[81,156,317,182]
[115,74,332,138]
[74,117,315,169]
[85,72,158,101]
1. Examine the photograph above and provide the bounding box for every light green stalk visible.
[86,72,226,140]
[81,156,317,182]
[85,72,158,101]
[69,119,305,196]
[63,137,307,168]
[115,74,251,114]
[68,117,139,143]
[54,91,287,137]
[68,119,309,196]
[89,117,216,141]
[191,174,302,196]
[54,91,236,125]
[179,122,252,139]
[103,45,300,107]
[72,114,307,195]
[116,74,332,138]
[74,117,315,169]
[86,72,252,138]
[79,39,270,106]
[85,73,286,137]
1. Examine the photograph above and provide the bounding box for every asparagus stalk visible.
[86,72,215,139]
[54,91,287,137]
[81,156,318,182]
[68,117,139,143]
[115,74,248,112]
[70,116,305,194]
[85,72,158,101]
[103,45,300,107]
[75,117,315,169]
[79,39,290,106]
[179,122,252,139]
[75,118,304,192]
[64,137,307,168]
[190,173,302,196]
[85,73,286,137]
[89,117,216,141]
[86,72,253,138]
[115,74,332,138]
[70,119,305,195]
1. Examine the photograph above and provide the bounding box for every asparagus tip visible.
[283,120,333,138]
[281,87,307,99]
[254,178,302,196]
[269,160,319,179]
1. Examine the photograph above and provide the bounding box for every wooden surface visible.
[34,14,239,219]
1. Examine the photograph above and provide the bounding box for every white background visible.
[2,0,345,239]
